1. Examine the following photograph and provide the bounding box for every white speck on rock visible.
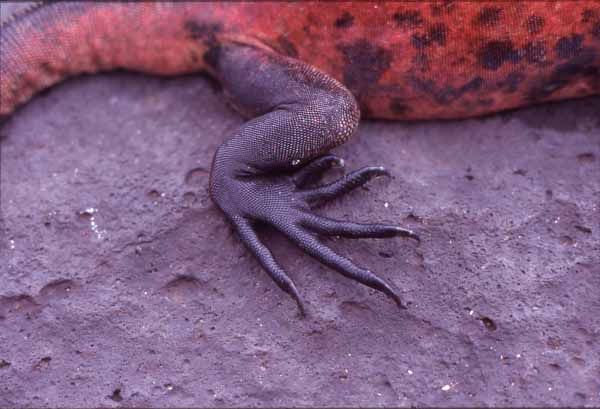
[441,384,451,391]
[81,207,107,239]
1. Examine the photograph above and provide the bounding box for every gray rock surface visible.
[1,3,599,408]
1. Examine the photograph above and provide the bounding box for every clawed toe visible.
[274,223,406,309]
[300,166,390,206]
[231,217,307,317]
[299,214,408,239]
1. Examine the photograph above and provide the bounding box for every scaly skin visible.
[1,2,599,315]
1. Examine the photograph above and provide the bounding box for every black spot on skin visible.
[389,98,409,115]
[409,77,435,98]
[393,10,423,29]
[497,71,526,93]
[429,24,447,46]
[335,11,354,28]
[337,40,393,94]
[411,33,429,50]
[185,20,223,45]
[555,34,584,59]
[277,36,298,58]
[478,40,521,70]
[410,76,484,104]
[528,50,599,101]
[443,76,484,102]
[527,15,545,34]
[475,7,502,26]
[411,24,447,49]
[463,77,483,91]
[582,9,597,23]
[524,41,547,65]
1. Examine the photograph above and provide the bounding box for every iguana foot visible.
[212,154,419,316]
[209,42,418,315]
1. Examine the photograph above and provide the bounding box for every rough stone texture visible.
[1,3,600,409]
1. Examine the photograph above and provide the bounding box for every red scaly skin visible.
[1,2,599,120]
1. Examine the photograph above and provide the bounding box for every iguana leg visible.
[209,42,418,315]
